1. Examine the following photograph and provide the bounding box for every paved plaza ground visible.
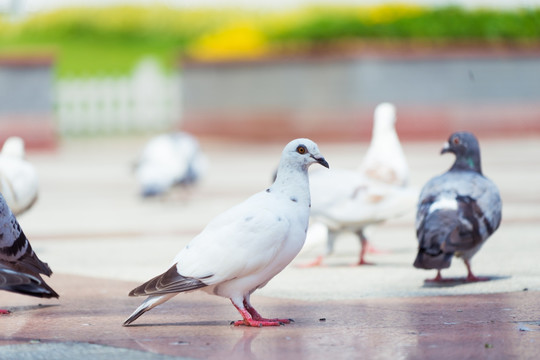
[1,135,539,359]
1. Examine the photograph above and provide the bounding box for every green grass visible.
[0,39,179,76]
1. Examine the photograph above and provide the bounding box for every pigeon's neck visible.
[451,154,482,174]
[269,163,311,203]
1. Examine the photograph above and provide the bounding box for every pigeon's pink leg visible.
[424,270,448,283]
[0,309,10,315]
[465,260,490,282]
[356,233,374,266]
[230,300,292,327]
[424,270,476,283]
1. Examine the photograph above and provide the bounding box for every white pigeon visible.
[0,137,39,216]
[134,132,207,197]
[359,102,409,186]
[303,102,415,266]
[0,191,58,314]
[124,138,329,327]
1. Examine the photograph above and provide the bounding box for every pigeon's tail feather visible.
[0,268,59,298]
[413,247,453,270]
[123,293,176,326]
[128,263,209,297]
[123,264,209,325]
[4,280,59,298]
[414,209,457,270]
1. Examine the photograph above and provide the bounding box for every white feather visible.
[428,197,458,213]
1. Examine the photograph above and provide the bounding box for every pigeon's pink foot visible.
[355,247,374,266]
[355,258,375,266]
[232,318,283,327]
[232,301,293,327]
[297,255,324,268]
[424,270,454,283]
[465,261,490,282]
[255,317,292,324]
[0,309,10,315]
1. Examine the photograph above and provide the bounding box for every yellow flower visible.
[187,21,268,61]
[363,3,425,24]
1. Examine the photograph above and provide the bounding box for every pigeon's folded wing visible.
[174,195,291,285]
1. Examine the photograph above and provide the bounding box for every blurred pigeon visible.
[0,192,58,314]
[414,131,502,282]
[123,138,329,327]
[303,102,415,266]
[359,102,409,186]
[0,137,39,216]
[134,132,207,197]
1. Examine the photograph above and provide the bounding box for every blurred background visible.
[0,0,539,147]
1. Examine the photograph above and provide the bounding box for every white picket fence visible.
[55,58,182,135]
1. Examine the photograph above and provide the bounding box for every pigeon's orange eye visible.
[296,145,307,154]
[453,137,461,145]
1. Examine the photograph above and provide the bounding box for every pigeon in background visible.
[134,132,207,198]
[0,137,39,216]
[414,131,502,282]
[303,102,416,266]
[124,138,329,327]
[0,192,58,314]
[359,103,409,186]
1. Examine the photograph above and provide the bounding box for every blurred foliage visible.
[265,4,540,43]
[0,4,538,77]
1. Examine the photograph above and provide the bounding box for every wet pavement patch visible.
[0,342,192,360]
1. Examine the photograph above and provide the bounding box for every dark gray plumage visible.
[0,192,58,311]
[414,132,502,282]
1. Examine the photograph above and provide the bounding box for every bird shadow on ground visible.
[124,320,228,327]
[4,304,59,313]
[421,275,511,288]
[301,260,413,268]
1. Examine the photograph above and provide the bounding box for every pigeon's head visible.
[441,131,482,173]
[1,136,25,158]
[282,138,329,170]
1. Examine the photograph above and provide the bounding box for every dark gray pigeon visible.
[0,192,58,314]
[414,131,502,282]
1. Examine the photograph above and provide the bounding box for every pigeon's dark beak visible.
[314,156,329,168]
[440,142,451,155]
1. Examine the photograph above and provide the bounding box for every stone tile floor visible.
[1,135,539,359]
